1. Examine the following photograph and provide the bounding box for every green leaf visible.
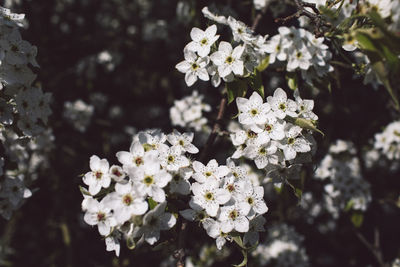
[344,199,354,212]
[226,79,248,104]
[248,70,264,98]
[351,212,364,228]
[355,31,379,52]
[371,61,400,110]
[79,185,91,196]
[286,72,298,90]
[286,116,325,136]
[256,55,270,72]
[148,197,158,210]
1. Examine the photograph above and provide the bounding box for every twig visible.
[355,229,387,267]
[275,0,332,37]
[199,97,227,162]
[173,221,187,267]
[251,5,269,31]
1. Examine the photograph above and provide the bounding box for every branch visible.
[199,97,227,162]
[355,229,387,267]
[275,0,332,37]
[251,4,270,31]
[173,221,187,267]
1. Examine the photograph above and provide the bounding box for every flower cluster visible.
[169,90,211,131]
[176,10,269,87]
[180,158,268,249]
[314,140,371,214]
[253,223,310,267]
[0,6,53,220]
[80,127,268,254]
[0,7,51,137]
[230,88,317,176]
[373,120,400,160]
[264,26,333,84]
[81,129,200,255]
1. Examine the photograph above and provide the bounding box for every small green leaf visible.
[344,199,354,212]
[248,70,264,98]
[226,79,248,104]
[148,197,157,210]
[79,186,91,196]
[286,72,298,90]
[351,212,364,228]
[286,116,325,136]
[256,55,270,72]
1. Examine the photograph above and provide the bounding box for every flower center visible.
[143,175,154,186]
[250,109,258,116]
[123,194,133,206]
[167,155,175,163]
[134,157,143,166]
[265,124,272,132]
[179,140,185,146]
[204,192,214,201]
[279,103,286,110]
[112,169,122,177]
[229,210,238,220]
[288,137,295,145]
[259,147,266,155]
[200,38,208,45]
[247,197,254,205]
[97,212,106,221]
[227,184,235,192]
[296,51,302,58]
[225,56,234,64]
[205,171,212,177]
[95,171,103,180]
[191,63,199,70]
[247,130,257,138]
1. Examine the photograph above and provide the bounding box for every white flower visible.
[210,41,244,78]
[185,24,220,57]
[279,124,311,161]
[169,167,193,195]
[293,89,318,120]
[83,155,111,195]
[127,161,171,203]
[218,203,250,233]
[167,130,199,154]
[105,232,121,257]
[236,92,271,125]
[158,145,189,172]
[192,159,230,183]
[191,180,231,216]
[237,183,268,216]
[244,142,279,169]
[176,49,209,86]
[202,218,230,249]
[250,113,286,141]
[134,202,176,245]
[267,88,298,119]
[83,198,117,236]
[105,182,148,224]
[201,7,228,25]
[227,16,255,43]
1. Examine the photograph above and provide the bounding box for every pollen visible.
[122,194,133,205]
[143,175,154,186]
[205,192,214,200]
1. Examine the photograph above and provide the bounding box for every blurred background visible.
[0,0,399,266]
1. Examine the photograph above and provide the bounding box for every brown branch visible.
[199,97,227,162]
